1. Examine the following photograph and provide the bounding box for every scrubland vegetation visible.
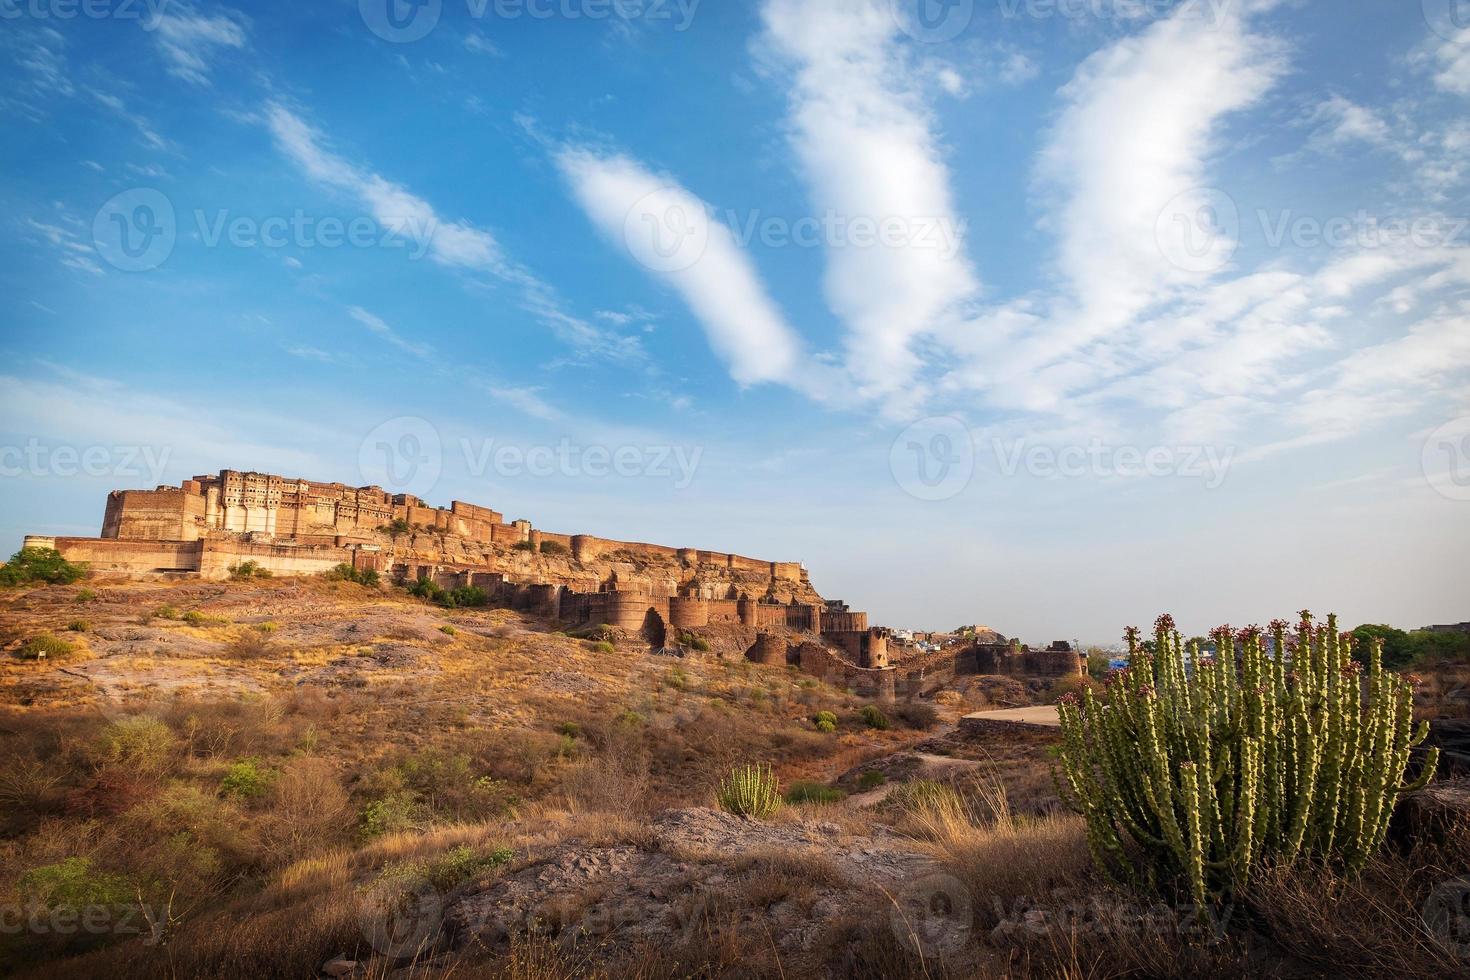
[0,575,1465,978]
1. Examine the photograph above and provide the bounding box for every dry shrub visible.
[557,750,650,818]
[257,756,352,866]
[1243,827,1470,979]
[272,849,352,904]
[905,780,1093,929]
[223,630,272,660]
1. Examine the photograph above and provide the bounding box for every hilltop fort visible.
[25,468,1082,690]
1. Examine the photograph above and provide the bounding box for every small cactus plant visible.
[1056,612,1436,906]
[716,763,782,818]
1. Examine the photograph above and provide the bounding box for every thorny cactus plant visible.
[1056,611,1437,906]
[716,763,783,818]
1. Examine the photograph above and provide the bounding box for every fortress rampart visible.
[28,467,1075,694]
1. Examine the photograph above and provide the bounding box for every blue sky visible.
[2,0,1468,644]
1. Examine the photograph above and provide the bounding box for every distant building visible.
[1422,622,1470,635]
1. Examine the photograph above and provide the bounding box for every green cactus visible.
[716,763,783,818]
[1056,612,1436,905]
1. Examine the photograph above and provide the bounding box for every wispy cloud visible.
[757,0,978,402]
[347,306,433,359]
[153,5,248,85]
[555,146,811,390]
[265,102,645,366]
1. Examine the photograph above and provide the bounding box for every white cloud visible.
[758,0,978,401]
[555,147,808,389]
[1428,29,1470,95]
[265,102,642,366]
[1034,4,1284,338]
[153,6,248,85]
[464,33,502,56]
[347,306,433,359]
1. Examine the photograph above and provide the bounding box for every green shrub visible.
[664,666,690,689]
[1057,612,1437,907]
[152,604,182,620]
[0,547,85,586]
[255,621,278,634]
[182,610,230,627]
[674,629,711,652]
[75,588,98,602]
[67,619,90,632]
[556,721,581,738]
[326,563,379,587]
[220,759,274,799]
[439,624,457,636]
[361,791,421,838]
[227,560,272,580]
[859,704,891,730]
[716,763,782,818]
[592,640,615,655]
[539,540,569,556]
[512,540,536,552]
[858,770,887,790]
[442,586,488,609]
[407,576,443,601]
[420,844,513,889]
[18,857,133,912]
[16,632,76,660]
[813,710,838,731]
[97,716,177,774]
[784,780,846,805]
[381,518,413,537]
